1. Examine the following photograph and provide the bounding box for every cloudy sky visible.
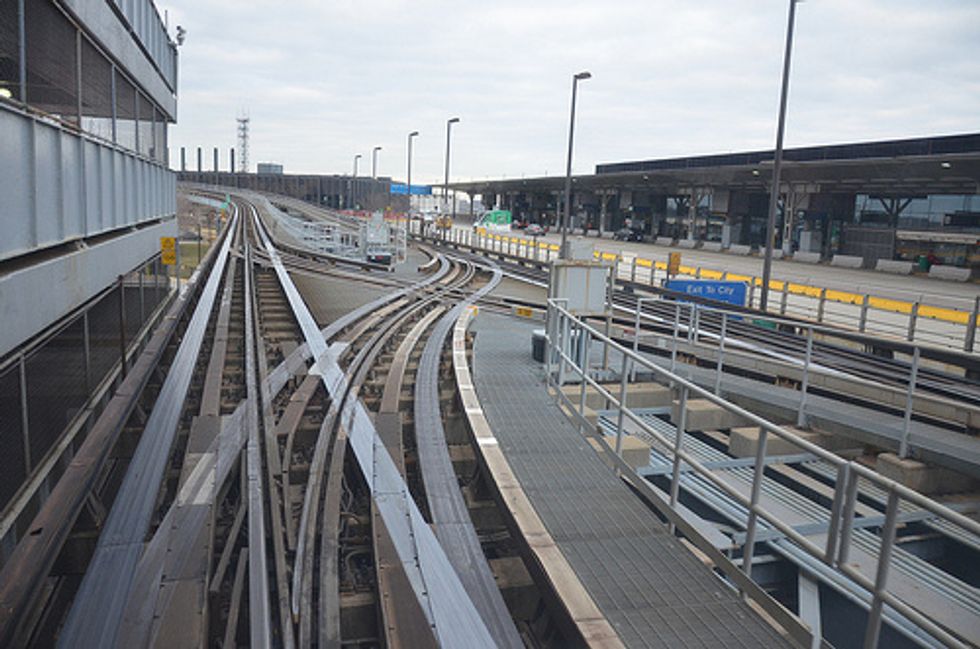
[163,0,980,184]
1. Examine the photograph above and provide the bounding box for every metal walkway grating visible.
[470,313,792,648]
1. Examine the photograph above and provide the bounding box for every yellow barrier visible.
[457,232,972,326]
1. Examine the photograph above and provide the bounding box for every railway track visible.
[427,237,980,414]
[0,193,583,648]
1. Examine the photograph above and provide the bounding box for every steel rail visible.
[56,207,240,648]
[413,260,527,647]
[247,200,499,646]
[0,214,234,649]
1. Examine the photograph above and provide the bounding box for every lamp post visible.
[561,71,591,259]
[444,117,460,220]
[406,131,419,216]
[760,0,800,312]
[351,154,362,210]
[372,145,382,178]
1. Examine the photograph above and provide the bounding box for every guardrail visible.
[630,298,980,440]
[544,298,980,649]
[421,223,979,354]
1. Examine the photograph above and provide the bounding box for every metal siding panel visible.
[0,110,34,260]
[62,131,84,242]
[34,125,61,250]
[84,140,100,232]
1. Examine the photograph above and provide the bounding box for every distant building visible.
[257,162,284,175]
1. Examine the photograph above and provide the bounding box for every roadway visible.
[451,224,977,311]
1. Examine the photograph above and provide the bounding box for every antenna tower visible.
[236,114,250,172]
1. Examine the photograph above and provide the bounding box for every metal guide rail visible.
[248,202,501,645]
[0,208,237,648]
[546,298,980,648]
[57,208,241,647]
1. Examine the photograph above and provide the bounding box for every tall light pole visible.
[760,0,800,312]
[372,145,382,178]
[406,131,419,215]
[561,71,591,259]
[444,117,460,219]
[351,153,361,210]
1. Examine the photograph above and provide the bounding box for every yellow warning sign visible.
[667,251,681,276]
[161,237,176,265]
[514,306,534,318]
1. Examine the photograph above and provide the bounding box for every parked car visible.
[614,227,644,242]
[525,223,545,236]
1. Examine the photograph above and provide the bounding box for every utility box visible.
[548,259,612,317]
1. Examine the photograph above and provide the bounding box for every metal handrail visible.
[545,298,979,649]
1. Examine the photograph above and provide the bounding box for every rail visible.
[424,223,980,354]
[627,299,980,450]
[545,298,980,649]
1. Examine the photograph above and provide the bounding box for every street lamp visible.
[372,146,382,178]
[760,0,801,312]
[351,154,362,210]
[444,117,460,220]
[406,131,419,216]
[561,71,591,259]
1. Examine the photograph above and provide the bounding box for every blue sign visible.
[665,280,747,307]
[389,183,432,196]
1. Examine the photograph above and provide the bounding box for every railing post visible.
[714,312,727,395]
[19,355,31,473]
[862,491,901,649]
[837,468,860,566]
[671,302,680,374]
[558,310,570,387]
[650,264,656,287]
[907,301,919,342]
[632,298,650,382]
[966,295,980,353]
[898,346,920,459]
[630,257,637,283]
[118,274,128,379]
[797,326,814,428]
[544,301,555,382]
[614,352,631,459]
[823,463,850,564]
[668,385,689,534]
[748,280,756,310]
[578,328,590,424]
[780,281,789,315]
[817,287,827,323]
[741,426,768,584]
[859,294,870,333]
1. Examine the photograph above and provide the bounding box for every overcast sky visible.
[163,0,980,184]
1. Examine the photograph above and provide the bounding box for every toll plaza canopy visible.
[448,132,980,197]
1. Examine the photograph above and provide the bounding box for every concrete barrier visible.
[928,265,972,282]
[655,236,674,247]
[759,248,784,260]
[676,239,698,249]
[831,254,864,269]
[728,244,752,256]
[671,398,749,431]
[793,251,821,264]
[701,241,723,252]
[875,259,914,275]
